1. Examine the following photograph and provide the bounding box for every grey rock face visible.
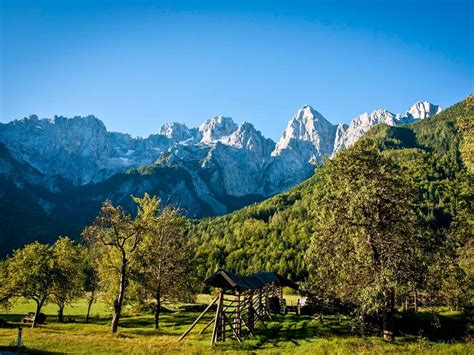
[199,116,238,144]
[158,122,200,143]
[0,100,441,217]
[266,105,337,194]
[404,101,442,121]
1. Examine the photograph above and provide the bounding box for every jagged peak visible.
[235,121,258,134]
[199,115,238,143]
[294,104,325,120]
[159,121,190,131]
[272,104,336,158]
[199,115,236,128]
[157,122,192,141]
[405,101,442,119]
[286,104,334,132]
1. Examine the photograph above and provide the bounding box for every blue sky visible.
[1,0,473,140]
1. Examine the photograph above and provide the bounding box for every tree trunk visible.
[32,298,45,329]
[86,297,94,323]
[111,264,127,334]
[413,286,418,313]
[382,288,395,342]
[154,295,161,329]
[58,303,65,322]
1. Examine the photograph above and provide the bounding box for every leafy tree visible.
[3,242,55,327]
[0,260,12,308]
[51,236,85,322]
[304,144,421,341]
[83,199,146,334]
[132,194,197,328]
[83,248,100,323]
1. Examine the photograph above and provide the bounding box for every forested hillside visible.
[190,97,473,282]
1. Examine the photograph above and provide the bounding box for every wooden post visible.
[247,291,254,334]
[178,295,218,342]
[211,289,224,345]
[221,296,226,342]
[264,285,272,320]
[17,327,22,348]
[234,291,241,339]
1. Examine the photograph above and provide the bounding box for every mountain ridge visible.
[0,100,441,191]
[0,99,447,255]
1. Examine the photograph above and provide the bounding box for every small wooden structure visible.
[178,269,298,344]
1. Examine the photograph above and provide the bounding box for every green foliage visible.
[3,242,55,302]
[83,193,197,331]
[83,198,148,333]
[131,196,198,327]
[1,241,56,326]
[305,144,420,319]
[190,178,315,282]
[50,237,86,321]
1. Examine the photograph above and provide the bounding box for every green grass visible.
[0,298,472,354]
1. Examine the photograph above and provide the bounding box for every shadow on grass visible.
[0,345,62,354]
[396,311,470,341]
[118,312,212,329]
[249,314,351,349]
[0,314,112,328]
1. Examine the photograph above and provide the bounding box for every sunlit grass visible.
[0,297,472,354]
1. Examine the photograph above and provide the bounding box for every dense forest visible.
[190,97,473,287]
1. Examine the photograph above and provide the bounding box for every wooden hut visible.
[178,269,298,344]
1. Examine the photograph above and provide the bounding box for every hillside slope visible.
[190,97,473,282]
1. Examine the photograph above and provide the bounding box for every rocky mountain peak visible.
[48,115,108,134]
[225,122,275,156]
[273,105,336,158]
[199,115,238,143]
[405,101,442,120]
[158,122,194,142]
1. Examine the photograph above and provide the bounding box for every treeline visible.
[0,194,197,333]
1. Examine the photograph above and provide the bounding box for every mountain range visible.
[0,100,441,253]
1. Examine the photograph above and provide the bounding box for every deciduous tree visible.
[83,200,146,334]
[305,144,421,341]
[83,249,100,323]
[51,237,85,322]
[132,194,197,328]
[3,242,55,327]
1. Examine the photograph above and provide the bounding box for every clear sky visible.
[1,0,473,140]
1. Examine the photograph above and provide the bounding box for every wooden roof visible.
[204,269,298,291]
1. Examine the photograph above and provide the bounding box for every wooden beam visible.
[211,290,224,345]
[222,311,242,343]
[178,295,218,342]
[199,298,238,334]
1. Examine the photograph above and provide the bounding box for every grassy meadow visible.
[0,297,472,354]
